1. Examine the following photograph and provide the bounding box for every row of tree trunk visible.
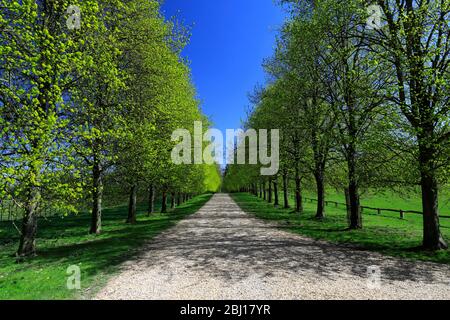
[126,186,194,224]
[246,172,346,224]
[250,174,295,211]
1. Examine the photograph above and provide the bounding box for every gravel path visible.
[95,193,450,300]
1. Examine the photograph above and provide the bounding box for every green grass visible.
[231,192,450,264]
[302,187,450,214]
[0,194,212,300]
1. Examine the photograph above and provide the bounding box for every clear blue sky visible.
[162,0,287,133]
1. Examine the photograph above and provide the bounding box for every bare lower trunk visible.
[421,175,447,249]
[161,192,167,213]
[17,186,40,257]
[314,166,325,219]
[259,183,263,198]
[268,179,273,203]
[347,151,362,229]
[263,182,267,200]
[177,193,181,206]
[419,137,447,250]
[348,181,361,229]
[147,185,155,216]
[126,185,137,224]
[345,188,351,223]
[283,172,289,209]
[170,193,175,209]
[273,178,279,207]
[295,167,303,213]
[90,161,103,234]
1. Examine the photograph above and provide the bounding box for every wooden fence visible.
[0,200,61,222]
[303,197,450,219]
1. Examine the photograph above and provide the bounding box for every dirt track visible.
[95,194,450,300]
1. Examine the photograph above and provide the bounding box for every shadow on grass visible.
[231,193,450,265]
[117,194,448,287]
[0,193,212,299]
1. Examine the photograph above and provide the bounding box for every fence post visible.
[400,210,404,219]
[377,208,381,215]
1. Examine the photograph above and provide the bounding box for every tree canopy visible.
[0,0,221,257]
[223,0,450,250]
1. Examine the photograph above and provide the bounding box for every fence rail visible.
[303,197,450,219]
[0,200,63,222]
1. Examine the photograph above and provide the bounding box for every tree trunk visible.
[283,172,289,209]
[347,149,362,229]
[259,182,263,198]
[273,178,279,207]
[17,185,40,257]
[418,136,447,250]
[348,181,361,229]
[295,167,303,213]
[344,187,351,223]
[161,192,168,213]
[170,193,175,209]
[177,193,181,206]
[147,185,155,216]
[126,185,137,224]
[268,179,273,203]
[314,164,325,219]
[90,161,103,234]
[348,183,362,229]
[263,181,267,200]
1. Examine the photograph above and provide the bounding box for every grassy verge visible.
[231,193,450,264]
[302,188,450,213]
[0,193,212,300]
